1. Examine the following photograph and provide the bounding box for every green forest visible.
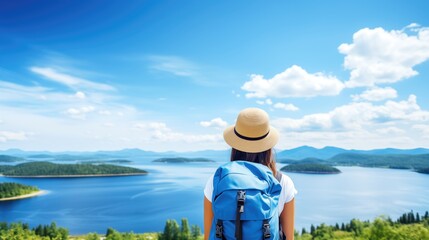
[0,182,39,199]
[0,161,147,176]
[295,210,429,240]
[1,211,428,240]
[281,163,341,174]
[279,153,429,173]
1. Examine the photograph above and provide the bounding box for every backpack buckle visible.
[216,220,223,238]
[263,222,271,238]
[237,190,246,213]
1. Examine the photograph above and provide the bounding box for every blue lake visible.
[1,162,429,234]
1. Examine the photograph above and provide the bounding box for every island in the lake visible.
[153,157,215,163]
[0,182,46,201]
[0,154,26,162]
[281,163,341,174]
[0,161,147,177]
[416,168,429,174]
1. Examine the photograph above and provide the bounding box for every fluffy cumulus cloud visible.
[242,65,345,98]
[271,95,429,149]
[273,103,299,111]
[339,24,429,87]
[352,87,398,102]
[200,118,228,128]
[75,91,86,99]
[65,106,95,119]
[256,99,273,105]
[272,95,429,132]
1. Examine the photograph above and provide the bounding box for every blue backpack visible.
[210,161,282,240]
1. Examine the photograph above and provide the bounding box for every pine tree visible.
[180,218,191,240]
[191,224,201,240]
[301,227,307,235]
[310,224,315,235]
[416,212,421,222]
[106,227,115,237]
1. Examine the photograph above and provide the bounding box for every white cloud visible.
[273,102,299,111]
[412,124,429,139]
[65,106,95,119]
[200,118,228,128]
[272,95,429,150]
[75,91,86,99]
[376,127,405,135]
[339,26,429,87]
[98,110,112,115]
[136,122,223,143]
[272,95,429,132]
[352,87,398,102]
[30,67,115,91]
[242,65,345,98]
[256,99,273,105]
[0,131,29,142]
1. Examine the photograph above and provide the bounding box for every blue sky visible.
[1,0,429,151]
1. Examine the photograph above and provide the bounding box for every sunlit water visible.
[1,162,429,234]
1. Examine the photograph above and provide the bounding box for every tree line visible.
[2,161,147,176]
[0,182,39,198]
[0,218,202,240]
[296,210,429,240]
[1,211,428,239]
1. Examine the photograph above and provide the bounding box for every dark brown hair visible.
[230,148,277,175]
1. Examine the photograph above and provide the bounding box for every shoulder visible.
[279,172,294,186]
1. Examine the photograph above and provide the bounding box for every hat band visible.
[234,128,270,141]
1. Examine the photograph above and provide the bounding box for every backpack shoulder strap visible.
[275,171,283,183]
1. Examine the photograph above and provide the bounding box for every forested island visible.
[0,162,147,177]
[153,157,215,163]
[0,182,43,201]
[281,163,341,174]
[279,153,429,173]
[0,155,25,162]
[416,168,429,174]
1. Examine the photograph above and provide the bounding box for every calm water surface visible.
[1,162,429,234]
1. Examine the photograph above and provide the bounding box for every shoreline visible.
[2,172,148,178]
[0,190,47,201]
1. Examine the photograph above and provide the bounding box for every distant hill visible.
[1,162,147,177]
[277,146,348,160]
[2,146,429,163]
[277,146,429,160]
[279,153,429,171]
[327,153,429,170]
[0,155,26,162]
[281,163,341,174]
[153,157,215,163]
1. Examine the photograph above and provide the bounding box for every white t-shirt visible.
[204,172,297,214]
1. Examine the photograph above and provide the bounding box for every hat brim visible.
[223,125,279,153]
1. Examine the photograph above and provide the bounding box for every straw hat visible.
[223,108,279,153]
